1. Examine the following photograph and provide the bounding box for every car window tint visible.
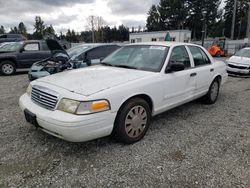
[169,46,191,68]
[87,47,108,60]
[24,43,39,51]
[41,41,49,51]
[103,46,120,56]
[189,46,210,66]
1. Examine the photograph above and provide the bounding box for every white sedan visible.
[227,47,250,75]
[19,42,228,144]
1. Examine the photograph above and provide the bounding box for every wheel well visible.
[0,58,16,66]
[214,75,222,85]
[119,94,153,113]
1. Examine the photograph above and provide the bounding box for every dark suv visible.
[0,40,52,75]
[0,34,26,43]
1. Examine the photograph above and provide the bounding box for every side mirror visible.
[166,62,185,73]
[19,47,25,53]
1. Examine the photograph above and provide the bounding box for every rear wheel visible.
[0,61,16,75]
[201,79,220,104]
[215,52,221,57]
[112,98,151,144]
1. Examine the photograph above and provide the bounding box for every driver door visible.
[161,46,197,110]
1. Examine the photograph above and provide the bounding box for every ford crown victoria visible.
[19,42,228,144]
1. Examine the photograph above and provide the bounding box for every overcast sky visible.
[0,0,225,34]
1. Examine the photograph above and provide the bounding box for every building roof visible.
[130,30,191,36]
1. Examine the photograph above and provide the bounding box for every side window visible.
[41,41,49,51]
[87,47,107,60]
[200,49,211,64]
[189,46,211,66]
[24,43,39,51]
[169,46,191,68]
[103,46,120,56]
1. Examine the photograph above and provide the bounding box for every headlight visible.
[57,98,110,115]
[26,84,32,96]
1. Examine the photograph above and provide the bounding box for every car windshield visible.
[235,49,250,58]
[102,45,169,72]
[67,45,94,60]
[0,42,22,51]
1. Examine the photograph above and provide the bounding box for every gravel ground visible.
[0,72,249,187]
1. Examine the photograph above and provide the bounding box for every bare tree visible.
[86,16,106,42]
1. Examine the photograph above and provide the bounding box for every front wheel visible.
[0,61,16,75]
[112,98,151,144]
[201,79,220,104]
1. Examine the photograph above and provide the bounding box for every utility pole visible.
[247,2,250,39]
[90,15,95,43]
[231,0,237,40]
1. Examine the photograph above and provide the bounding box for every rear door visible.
[187,46,215,96]
[37,41,52,60]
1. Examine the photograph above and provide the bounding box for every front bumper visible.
[227,66,250,75]
[19,94,116,142]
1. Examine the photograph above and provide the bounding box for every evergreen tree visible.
[18,22,27,36]
[146,5,161,31]
[44,25,55,35]
[186,0,221,39]
[9,27,18,34]
[0,25,5,34]
[158,0,188,30]
[33,16,45,39]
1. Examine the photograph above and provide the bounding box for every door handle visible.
[190,73,197,77]
[210,68,214,72]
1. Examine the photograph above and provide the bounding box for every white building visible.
[129,30,192,43]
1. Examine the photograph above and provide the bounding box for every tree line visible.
[0,16,130,43]
[146,0,250,40]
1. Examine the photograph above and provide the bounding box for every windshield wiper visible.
[113,65,138,70]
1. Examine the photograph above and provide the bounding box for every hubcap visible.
[2,64,14,74]
[210,82,219,101]
[125,105,147,138]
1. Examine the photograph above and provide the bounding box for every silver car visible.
[227,48,250,75]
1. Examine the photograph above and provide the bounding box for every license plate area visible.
[24,109,39,127]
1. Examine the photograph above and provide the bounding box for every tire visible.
[201,79,220,104]
[112,98,151,144]
[0,60,16,75]
[215,52,221,57]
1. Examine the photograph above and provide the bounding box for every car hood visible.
[46,39,68,57]
[228,56,250,65]
[36,65,153,96]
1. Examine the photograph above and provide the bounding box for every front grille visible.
[31,86,59,110]
[228,64,249,70]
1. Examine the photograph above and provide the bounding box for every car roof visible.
[126,42,199,48]
[23,40,42,43]
[77,43,119,47]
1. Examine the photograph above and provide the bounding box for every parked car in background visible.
[28,43,121,81]
[226,48,250,75]
[0,34,26,44]
[0,42,12,49]
[19,42,227,144]
[0,40,52,75]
